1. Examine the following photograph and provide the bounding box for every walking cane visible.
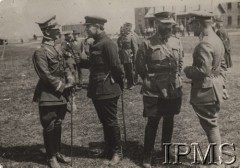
[70,88,76,167]
[121,91,127,142]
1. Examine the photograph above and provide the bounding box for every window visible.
[227,3,232,10]
[238,16,240,26]
[238,2,240,8]
[228,16,232,25]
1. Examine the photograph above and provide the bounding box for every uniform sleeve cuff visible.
[56,81,65,93]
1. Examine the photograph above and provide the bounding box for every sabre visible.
[69,88,77,167]
[121,91,127,142]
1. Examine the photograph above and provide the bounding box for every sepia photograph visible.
[0,0,239,167]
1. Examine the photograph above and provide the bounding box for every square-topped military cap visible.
[84,16,107,25]
[154,12,176,24]
[188,12,213,24]
[36,15,60,30]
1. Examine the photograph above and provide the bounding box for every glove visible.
[223,88,229,100]
[183,66,192,79]
[118,77,124,91]
[63,83,74,101]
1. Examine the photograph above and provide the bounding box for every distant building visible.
[134,3,228,35]
[62,23,86,36]
[221,1,240,28]
[134,7,151,35]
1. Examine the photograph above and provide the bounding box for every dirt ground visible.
[0,35,240,168]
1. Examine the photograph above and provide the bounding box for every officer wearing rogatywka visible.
[184,12,228,165]
[78,15,124,166]
[117,24,138,89]
[32,15,73,168]
[61,32,81,85]
[136,11,183,168]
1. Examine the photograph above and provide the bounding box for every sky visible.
[0,0,238,39]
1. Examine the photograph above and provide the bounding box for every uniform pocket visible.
[95,77,114,95]
[46,54,60,73]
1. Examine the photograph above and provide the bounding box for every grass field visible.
[0,35,240,168]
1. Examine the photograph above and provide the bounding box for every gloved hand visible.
[118,78,124,91]
[223,88,229,100]
[63,83,74,101]
[183,66,192,79]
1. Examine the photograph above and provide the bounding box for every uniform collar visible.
[94,32,107,41]
[152,33,168,44]
[199,27,215,41]
[42,37,55,46]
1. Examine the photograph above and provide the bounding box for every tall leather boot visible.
[54,125,71,164]
[143,117,160,168]
[161,116,174,159]
[108,125,122,166]
[95,124,112,158]
[43,130,61,168]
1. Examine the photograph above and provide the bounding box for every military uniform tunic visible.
[33,41,72,106]
[80,32,124,100]
[184,32,226,105]
[136,33,183,116]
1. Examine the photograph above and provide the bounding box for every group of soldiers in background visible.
[32,9,231,168]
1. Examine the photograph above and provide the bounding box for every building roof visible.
[144,4,226,19]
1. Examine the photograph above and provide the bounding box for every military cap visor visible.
[188,12,213,24]
[84,16,107,25]
[154,12,176,24]
[36,15,61,30]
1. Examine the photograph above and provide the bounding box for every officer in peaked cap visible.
[61,31,82,88]
[171,23,184,58]
[33,15,73,168]
[122,22,140,84]
[184,12,228,166]
[78,16,124,165]
[72,29,84,89]
[214,17,232,68]
[136,11,183,168]
[117,23,138,89]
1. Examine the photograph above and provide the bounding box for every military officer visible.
[117,23,138,89]
[32,15,73,168]
[79,16,124,165]
[72,30,84,88]
[184,12,228,166]
[61,32,81,84]
[123,22,140,84]
[136,12,183,168]
[214,17,232,68]
[171,24,184,64]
